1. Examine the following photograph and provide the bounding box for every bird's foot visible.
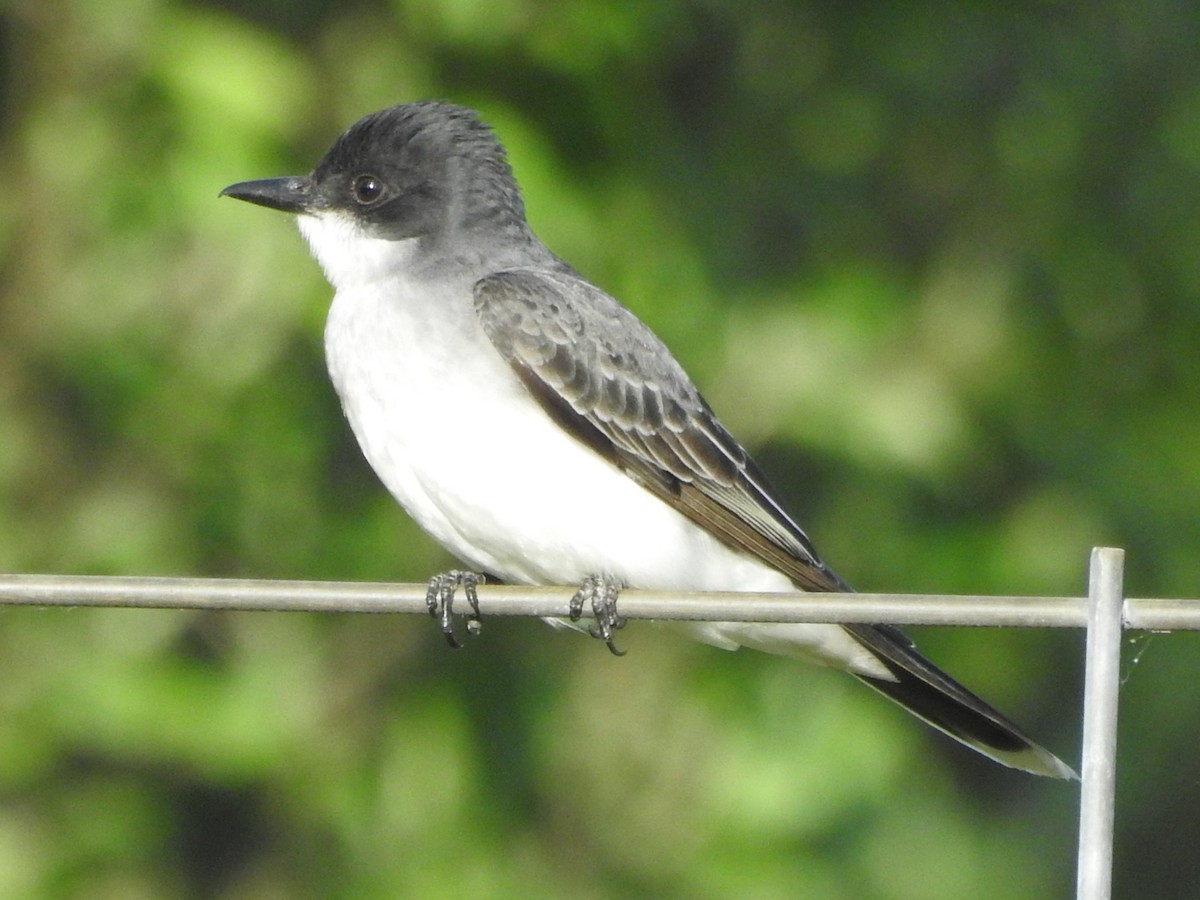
[425,570,484,647]
[569,573,626,657]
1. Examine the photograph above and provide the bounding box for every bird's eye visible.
[351,174,385,204]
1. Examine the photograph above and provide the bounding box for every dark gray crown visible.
[310,101,530,243]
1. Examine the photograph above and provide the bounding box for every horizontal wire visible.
[0,573,1194,630]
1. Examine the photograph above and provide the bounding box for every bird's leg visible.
[569,573,626,657]
[425,570,484,647]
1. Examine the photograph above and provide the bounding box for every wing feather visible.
[474,267,843,590]
[472,266,1075,778]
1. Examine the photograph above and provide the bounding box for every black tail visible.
[844,623,1077,779]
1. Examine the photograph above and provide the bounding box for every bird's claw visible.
[570,573,626,656]
[425,570,483,647]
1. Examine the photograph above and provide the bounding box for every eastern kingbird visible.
[222,101,1074,779]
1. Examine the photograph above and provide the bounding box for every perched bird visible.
[222,101,1075,779]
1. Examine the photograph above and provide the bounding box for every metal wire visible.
[0,571,1193,628]
[2,549,1194,899]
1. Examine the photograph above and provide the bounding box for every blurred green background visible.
[1,1,1198,897]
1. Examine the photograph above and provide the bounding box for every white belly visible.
[324,274,770,587]
[321,270,888,678]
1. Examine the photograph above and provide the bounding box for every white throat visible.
[298,212,423,291]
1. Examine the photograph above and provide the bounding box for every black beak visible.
[220,176,316,214]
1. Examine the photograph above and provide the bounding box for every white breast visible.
[303,212,890,678]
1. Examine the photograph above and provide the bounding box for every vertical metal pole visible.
[1075,547,1125,900]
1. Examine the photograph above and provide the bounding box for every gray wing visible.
[473,266,848,593]
[473,267,1076,779]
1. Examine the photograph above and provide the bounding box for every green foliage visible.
[0,1,1197,896]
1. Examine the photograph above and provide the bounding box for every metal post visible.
[1076,547,1125,900]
